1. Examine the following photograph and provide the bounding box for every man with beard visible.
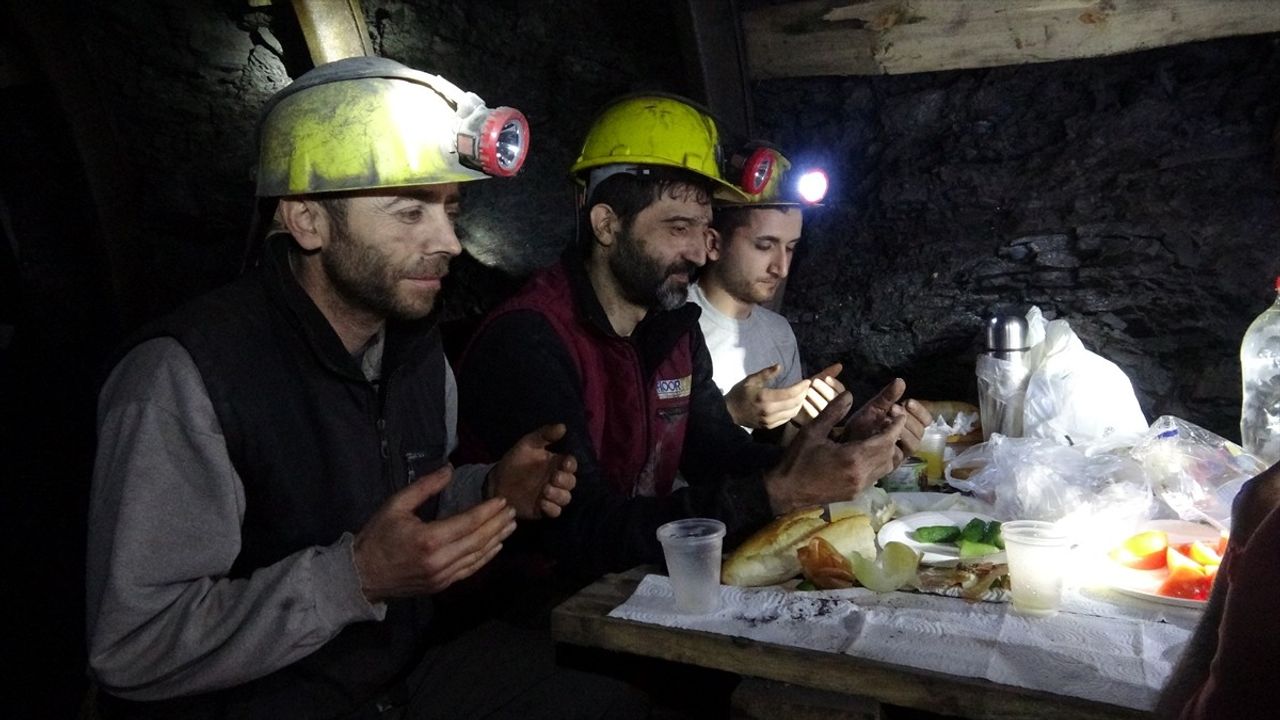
[85,58,606,720]
[688,148,915,444]
[454,95,928,586]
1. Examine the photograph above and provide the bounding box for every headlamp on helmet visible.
[454,94,529,178]
[718,141,827,207]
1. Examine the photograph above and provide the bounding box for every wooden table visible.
[551,567,1153,720]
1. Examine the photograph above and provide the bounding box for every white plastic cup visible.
[656,518,726,614]
[1001,520,1071,617]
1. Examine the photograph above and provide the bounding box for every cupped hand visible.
[841,378,932,455]
[764,391,909,514]
[792,363,846,428]
[724,363,812,429]
[353,465,516,603]
[489,423,578,519]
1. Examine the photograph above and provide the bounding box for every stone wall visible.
[753,35,1280,441]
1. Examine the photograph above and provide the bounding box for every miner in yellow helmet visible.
[691,143,932,447]
[455,96,919,592]
[85,57,605,719]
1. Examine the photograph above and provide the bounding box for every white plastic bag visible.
[1128,416,1268,529]
[1020,307,1148,445]
[945,435,1155,539]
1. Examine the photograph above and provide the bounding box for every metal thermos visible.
[976,314,1031,439]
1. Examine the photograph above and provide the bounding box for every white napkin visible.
[609,575,1199,710]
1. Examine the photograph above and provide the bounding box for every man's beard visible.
[322,220,447,321]
[609,224,696,311]
[721,266,778,306]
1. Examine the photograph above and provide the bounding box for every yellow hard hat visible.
[255,56,529,197]
[569,94,749,201]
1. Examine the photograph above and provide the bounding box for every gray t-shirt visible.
[85,336,490,700]
[688,281,802,397]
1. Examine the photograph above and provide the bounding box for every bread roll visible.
[809,514,876,563]
[721,507,825,587]
[721,508,879,587]
[917,399,982,444]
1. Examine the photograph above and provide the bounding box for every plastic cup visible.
[1001,520,1071,617]
[916,427,948,485]
[656,518,726,614]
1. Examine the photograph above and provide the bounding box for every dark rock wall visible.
[754,35,1280,441]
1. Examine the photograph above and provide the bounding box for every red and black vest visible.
[465,261,692,498]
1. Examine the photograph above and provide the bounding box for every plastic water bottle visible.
[1240,276,1280,464]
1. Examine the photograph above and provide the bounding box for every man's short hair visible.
[709,205,756,247]
[578,167,712,257]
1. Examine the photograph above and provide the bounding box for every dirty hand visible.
[764,391,909,514]
[489,423,578,519]
[841,378,932,456]
[353,465,516,602]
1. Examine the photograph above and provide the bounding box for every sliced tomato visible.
[1108,530,1168,569]
[1188,540,1223,567]
[1159,571,1212,601]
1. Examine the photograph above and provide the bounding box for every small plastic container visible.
[916,426,948,486]
[880,458,927,491]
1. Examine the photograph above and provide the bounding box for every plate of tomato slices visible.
[1105,519,1228,608]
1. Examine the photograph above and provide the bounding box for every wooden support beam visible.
[744,0,1280,79]
[290,0,372,65]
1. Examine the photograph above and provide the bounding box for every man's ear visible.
[588,204,618,248]
[278,199,326,251]
[706,227,724,261]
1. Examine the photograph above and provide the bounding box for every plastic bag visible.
[1019,307,1149,445]
[945,435,1155,539]
[1128,416,1267,530]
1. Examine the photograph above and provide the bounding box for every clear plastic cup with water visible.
[1001,520,1071,617]
[656,518,726,614]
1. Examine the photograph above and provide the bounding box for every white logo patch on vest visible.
[655,375,692,400]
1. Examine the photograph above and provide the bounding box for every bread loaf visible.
[720,507,825,587]
[720,508,877,587]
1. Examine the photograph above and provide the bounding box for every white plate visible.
[1104,519,1221,609]
[877,510,1006,567]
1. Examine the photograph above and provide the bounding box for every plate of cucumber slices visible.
[877,511,1007,567]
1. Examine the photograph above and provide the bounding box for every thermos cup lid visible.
[985,314,1029,352]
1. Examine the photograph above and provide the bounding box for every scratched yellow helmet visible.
[255,56,529,197]
[569,94,749,202]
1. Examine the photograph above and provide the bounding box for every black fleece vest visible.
[102,240,448,720]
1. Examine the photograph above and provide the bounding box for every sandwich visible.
[721,507,877,587]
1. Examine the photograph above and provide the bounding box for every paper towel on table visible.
[609,575,1199,711]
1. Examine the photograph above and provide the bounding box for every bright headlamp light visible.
[794,168,828,205]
